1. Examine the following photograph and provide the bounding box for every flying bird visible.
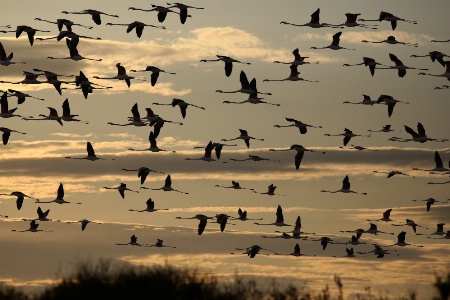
[389,123,448,143]
[66,219,101,231]
[176,214,214,235]
[273,48,319,65]
[310,32,355,50]
[269,144,325,170]
[280,8,341,29]
[94,63,145,88]
[65,142,107,161]
[254,205,290,226]
[274,117,322,134]
[410,51,448,67]
[221,129,264,148]
[34,17,94,31]
[216,71,271,95]
[130,66,175,86]
[153,98,205,119]
[362,36,418,47]
[321,175,367,195]
[343,57,387,76]
[62,9,119,25]
[359,11,417,30]
[377,53,428,77]
[128,131,174,152]
[35,183,81,204]
[102,183,139,199]
[142,175,188,194]
[263,64,319,83]
[166,3,204,24]
[0,127,26,145]
[200,55,251,77]
[129,198,169,212]
[0,42,26,66]
[106,21,165,38]
[0,191,38,210]
[324,128,371,146]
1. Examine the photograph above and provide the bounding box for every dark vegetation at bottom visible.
[0,260,449,300]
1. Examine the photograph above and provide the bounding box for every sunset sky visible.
[0,0,449,298]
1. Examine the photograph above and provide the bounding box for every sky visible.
[0,0,449,298]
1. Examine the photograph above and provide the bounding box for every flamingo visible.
[263,64,319,83]
[176,214,214,235]
[230,208,262,221]
[166,3,204,24]
[0,70,45,85]
[61,9,119,25]
[321,175,367,195]
[0,191,38,210]
[346,235,367,245]
[266,215,314,239]
[254,205,290,226]
[418,61,450,82]
[108,103,148,127]
[128,5,179,23]
[411,51,449,67]
[22,207,55,222]
[377,53,428,77]
[221,129,264,148]
[36,30,101,42]
[223,78,279,106]
[103,183,139,199]
[0,127,26,145]
[274,117,322,134]
[11,220,51,233]
[368,124,394,133]
[75,71,111,99]
[22,107,64,126]
[285,243,316,257]
[4,89,44,105]
[122,167,165,185]
[185,141,217,162]
[2,25,50,46]
[310,237,341,250]
[389,123,448,143]
[427,230,450,240]
[373,170,412,178]
[153,98,205,119]
[359,11,417,30]
[48,37,102,62]
[141,107,183,127]
[343,57,387,77]
[412,197,448,212]
[388,231,423,248]
[310,32,355,51]
[194,142,237,160]
[60,99,87,124]
[343,94,379,106]
[357,244,396,258]
[367,209,395,222]
[324,128,370,146]
[0,42,26,66]
[142,175,188,194]
[392,219,428,234]
[215,181,254,191]
[34,17,93,31]
[116,235,144,246]
[128,131,174,152]
[66,219,101,231]
[216,71,271,95]
[146,239,176,248]
[200,55,250,77]
[269,144,325,170]
[129,198,169,213]
[333,247,356,258]
[340,223,394,237]
[280,8,341,29]
[413,151,449,174]
[337,13,378,29]
[130,66,175,86]
[94,63,144,88]
[231,245,277,258]
[106,21,165,38]
[65,142,108,161]
[274,48,319,65]
[362,36,418,47]
[215,214,234,233]
[32,68,74,95]
[428,223,446,236]
[253,184,286,196]
[229,154,277,162]
[36,183,81,205]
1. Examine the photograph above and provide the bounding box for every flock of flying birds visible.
[0,2,449,265]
